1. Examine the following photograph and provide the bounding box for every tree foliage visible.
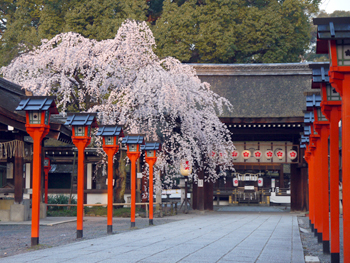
[1,20,235,182]
[0,0,147,67]
[153,0,321,63]
[1,0,323,67]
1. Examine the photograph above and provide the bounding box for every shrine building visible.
[191,63,312,211]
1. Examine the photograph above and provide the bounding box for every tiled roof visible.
[65,113,98,128]
[192,63,313,118]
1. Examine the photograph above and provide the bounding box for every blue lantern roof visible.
[16,96,59,114]
[122,135,145,145]
[309,63,330,88]
[64,113,98,128]
[304,112,314,124]
[306,94,321,109]
[304,126,311,136]
[314,17,350,40]
[96,125,124,137]
[141,142,161,151]
[313,17,350,54]
[300,135,309,144]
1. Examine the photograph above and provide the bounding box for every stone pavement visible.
[0,211,304,263]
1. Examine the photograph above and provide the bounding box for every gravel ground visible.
[298,215,344,263]
[0,215,185,259]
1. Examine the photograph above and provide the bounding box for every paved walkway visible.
[1,212,304,263]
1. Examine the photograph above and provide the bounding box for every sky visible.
[320,0,350,13]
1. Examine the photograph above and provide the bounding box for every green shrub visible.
[47,195,76,211]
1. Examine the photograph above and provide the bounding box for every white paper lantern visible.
[288,150,298,160]
[253,150,262,159]
[275,150,285,160]
[242,150,251,160]
[258,178,263,187]
[180,160,192,176]
[265,150,273,159]
[232,150,239,159]
[233,178,239,187]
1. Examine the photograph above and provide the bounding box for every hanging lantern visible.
[275,149,285,160]
[232,150,239,159]
[242,150,251,160]
[258,178,263,187]
[253,150,262,159]
[265,150,273,159]
[180,160,192,176]
[233,177,239,187]
[288,150,298,160]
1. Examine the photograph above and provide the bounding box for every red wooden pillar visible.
[323,103,341,262]
[145,157,156,225]
[27,128,47,246]
[104,147,118,233]
[330,72,350,262]
[310,133,323,240]
[128,152,140,228]
[315,123,330,252]
[72,137,90,238]
[305,147,314,230]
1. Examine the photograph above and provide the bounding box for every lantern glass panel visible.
[88,126,91,137]
[326,84,341,101]
[29,111,41,124]
[75,126,85,136]
[336,40,350,66]
[147,150,154,157]
[317,108,328,121]
[105,136,114,145]
[44,110,50,125]
[129,144,137,152]
[44,159,49,167]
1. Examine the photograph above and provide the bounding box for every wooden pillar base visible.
[331,253,340,263]
[149,219,153,225]
[317,232,323,243]
[77,230,83,239]
[314,228,318,237]
[323,240,330,254]
[31,237,39,247]
[131,222,135,228]
[310,222,314,232]
[107,225,112,234]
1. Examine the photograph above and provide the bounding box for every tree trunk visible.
[114,150,126,206]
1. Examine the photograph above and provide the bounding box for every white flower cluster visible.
[1,19,235,182]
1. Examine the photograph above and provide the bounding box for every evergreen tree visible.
[153,0,320,63]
